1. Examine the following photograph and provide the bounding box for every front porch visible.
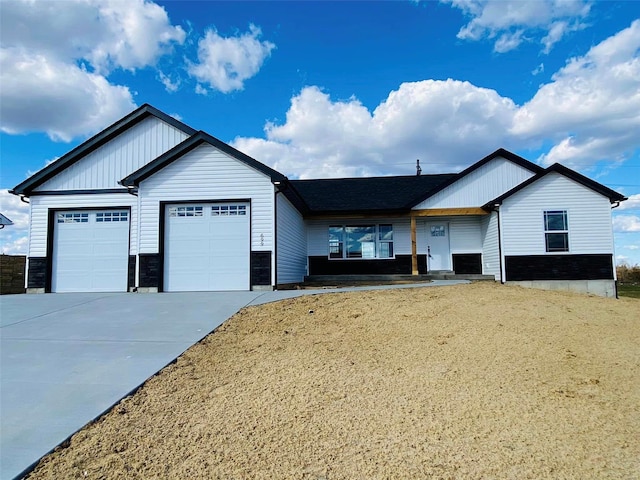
[303,273,495,288]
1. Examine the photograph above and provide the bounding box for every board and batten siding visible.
[500,173,614,256]
[276,194,307,284]
[28,193,137,257]
[481,211,500,280]
[413,157,536,209]
[35,117,190,191]
[306,218,412,257]
[138,144,275,255]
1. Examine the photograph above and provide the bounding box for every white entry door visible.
[164,202,250,292]
[426,222,451,271]
[52,210,130,292]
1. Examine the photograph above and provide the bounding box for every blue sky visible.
[1,0,639,264]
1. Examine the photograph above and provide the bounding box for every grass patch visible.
[618,283,640,299]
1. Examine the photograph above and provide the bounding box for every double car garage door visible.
[51,203,250,292]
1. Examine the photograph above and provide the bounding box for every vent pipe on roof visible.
[416,159,422,176]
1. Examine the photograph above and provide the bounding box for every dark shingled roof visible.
[289,174,457,214]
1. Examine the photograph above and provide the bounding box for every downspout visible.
[119,182,139,291]
[274,183,282,290]
[19,194,30,204]
[611,200,621,298]
[494,204,505,284]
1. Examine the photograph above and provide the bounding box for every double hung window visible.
[329,224,394,259]
[544,210,569,252]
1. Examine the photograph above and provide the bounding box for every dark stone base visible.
[452,254,482,274]
[308,255,428,275]
[27,257,48,290]
[251,251,271,286]
[505,254,614,281]
[139,253,161,288]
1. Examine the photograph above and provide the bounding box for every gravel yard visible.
[28,283,640,479]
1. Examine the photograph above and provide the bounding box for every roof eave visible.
[483,163,628,208]
[11,104,197,196]
[304,208,410,218]
[120,131,288,187]
[405,148,544,208]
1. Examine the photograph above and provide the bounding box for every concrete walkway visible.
[0,281,467,479]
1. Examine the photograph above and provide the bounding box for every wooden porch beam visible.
[410,216,418,275]
[411,207,488,217]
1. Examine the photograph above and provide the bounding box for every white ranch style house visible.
[11,105,626,297]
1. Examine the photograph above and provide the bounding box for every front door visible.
[426,222,451,271]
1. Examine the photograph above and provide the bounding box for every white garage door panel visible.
[164,203,250,292]
[52,210,129,292]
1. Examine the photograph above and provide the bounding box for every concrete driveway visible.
[0,281,467,479]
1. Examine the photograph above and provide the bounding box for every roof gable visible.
[406,148,545,208]
[485,162,627,208]
[11,104,196,196]
[119,131,287,186]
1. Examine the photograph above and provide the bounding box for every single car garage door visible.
[164,202,250,292]
[52,210,130,292]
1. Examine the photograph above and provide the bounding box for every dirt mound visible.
[28,283,640,479]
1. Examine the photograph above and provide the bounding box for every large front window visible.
[329,225,394,259]
[544,210,569,252]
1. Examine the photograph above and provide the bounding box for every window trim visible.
[328,224,395,260]
[543,210,569,253]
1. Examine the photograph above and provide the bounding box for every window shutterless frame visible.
[328,224,394,259]
[544,210,569,252]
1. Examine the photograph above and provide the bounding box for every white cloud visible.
[187,24,275,93]
[0,190,30,255]
[547,20,589,54]
[494,30,525,53]
[625,245,640,250]
[617,194,640,211]
[513,19,640,169]
[233,81,518,179]
[159,72,181,93]
[0,0,185,74]
[443,0,591,53]
[0,48,136,142]
[0,0,184,141]
[613,215,640,233]
[532,63,545,75]
[233,20,639,180]
[195,84,208,96]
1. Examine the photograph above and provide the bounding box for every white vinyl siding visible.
[481,211,500,280]
[35,117,189,191]
[500,173,614,256]
[276,195,307,284]
[306,218,411,256]
[449,216,482,253]
[138,144,274,254]
[416,216,483,255]
[28,193,137,257]
[413,157,536,209]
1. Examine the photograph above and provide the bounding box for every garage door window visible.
[212,204,247,216]
[169,206,203,217]
[96,211,128,222]
[57,213,88,223]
